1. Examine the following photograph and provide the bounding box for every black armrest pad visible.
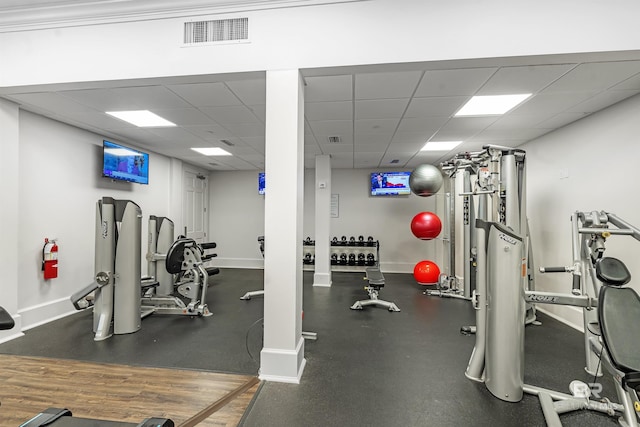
[0,305,15,330]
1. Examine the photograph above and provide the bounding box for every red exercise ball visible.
[413,260,441,285]
[410,211,442,240]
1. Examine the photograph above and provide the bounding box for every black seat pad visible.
[0,305,14,330]
[596,257,631,286]
[598,285,640,374]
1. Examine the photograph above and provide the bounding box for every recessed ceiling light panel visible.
[191,147,232,156]
[455,94,532,116]
[106,110,176,127]
[421,141,463,151]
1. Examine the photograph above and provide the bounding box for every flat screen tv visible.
[370,171,411,196]
[102,140,149,185]
[258,172,266,195]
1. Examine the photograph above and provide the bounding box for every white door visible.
[183,171,208,244]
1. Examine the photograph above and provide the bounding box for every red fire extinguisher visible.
[42,238,58,280]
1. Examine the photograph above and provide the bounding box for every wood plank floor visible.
[0,355,259,426]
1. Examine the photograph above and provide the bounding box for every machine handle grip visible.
[202,253,217,261]
[539,266,568,273]
[572,274,581,295]
[201,242,217,250]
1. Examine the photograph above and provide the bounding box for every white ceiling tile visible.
[304,75,352,102]
[535,112,589,129]
[355,99,409,119]
[9,92,94,113]
[354,152,385,168]
[565,90,640,113]
[473,127,553,141]
[511,92,597,116]
[380,152,415,165]
[60,88,142,111]
[610,72,640,91]
[431,117,499,140]
[225,79,266,105]
[167,82,242,107]
[397,116,449,133]
[390,142,426,152]
[145,127,207,144]
[308,120,353,136]
[355,71,422,100]
[110,86,192,109]
[65,111,136,130]
[184,124,234,140]
[477,64,577,95]
[200,105,260,124]
[326,152,354,168]
[354,118,399,133]
[221,123,265,138]
[152,108,216,126]
[247,105,265,121]
[355,132,393,146]
[319,143,354,153]
[392,131,432,144]
[415,68,497,97]
[542,61,640,93]
[486,113,555,131]
[405,96,468,118]
[305,101,352,121]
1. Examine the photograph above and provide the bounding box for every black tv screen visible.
[371,171,411,196]
[102,140,149,185]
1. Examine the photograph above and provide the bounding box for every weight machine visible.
[470,209,640,426]
[21,408,173,427]
[143,215,217,317]
[71,198,217,341]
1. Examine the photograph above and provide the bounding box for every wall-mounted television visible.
[370,171,411,196]
[102,140,149,185]
[258,172,266,195]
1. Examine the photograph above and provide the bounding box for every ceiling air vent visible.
[220,139,235,147]
[184,18,248,44]
[327,136,342,144]
[390,159,400,164]
[209,162,218,166]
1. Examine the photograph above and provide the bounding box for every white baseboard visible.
[18,296,77,331]
[259,337,306,383]
[214,258,264,269]
[536,305,584,332]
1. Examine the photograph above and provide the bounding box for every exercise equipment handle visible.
[539,266,569,273]
[201,242,217,250]
[202,253,218,261]
[572,274,581,295]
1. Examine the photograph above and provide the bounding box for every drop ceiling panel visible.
[153,108,217,126]
[565,90,640,113]
[305,101,352,121]
[354,118,400,134]
[610,72,640,91]
[184,125,235,140]
[436,116,499,134]
[304,75,352,102]
[354,152,385,167]
[200,105,261,124]
[355,99,409,119]
[65,111,136,130]
[510,92,597,116]
[247,105,265,121]
[166,82,243,107]
[355,71,422,100]
[405,151,443,168]
[415,68,497,97]
[380,152,415,165]
[396,116,449,133]
[308,119,353,136]
[221,123,265,138]
[110,86,192,109]
[477,64,577,95]
[314,133,353,144]
[60,88,142,111]
[145,127,207,144]
[225,79,266,105]
[542,61,640,93]
[486,113,555,131]
[319,143,354,153]
[9,92,94,113]
[392,131,433,144]
[405,96,468,118]
[327,152,354,168]
[536,112,588,129]
[473,127,553,141]
[354,132,393,147]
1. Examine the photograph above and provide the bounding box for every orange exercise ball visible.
[410,211,442,240]
[413,260,440,285]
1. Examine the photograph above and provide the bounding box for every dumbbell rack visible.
[302,237,380,272]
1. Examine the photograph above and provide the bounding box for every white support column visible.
[169,158,183,233]
[313,155,332,287]
[260,69,305,383]
[0,99,24,342]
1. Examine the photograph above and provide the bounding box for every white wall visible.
[16,111,179,328]
[3,0,640,87]
[209,167,443,273]
[524,93,640,329]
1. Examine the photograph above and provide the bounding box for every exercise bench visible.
[350,267,400,312]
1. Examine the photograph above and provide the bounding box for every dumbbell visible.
[357,253,366,266]
[340,236,348,246]
[331,237,339,246]
[366,253,375,266]
[358,236,365,246]
[348,253,356,266]
[331,253,338,265]
[349,236,356,246]
[339,253,348,265]
[304,252,313,264]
